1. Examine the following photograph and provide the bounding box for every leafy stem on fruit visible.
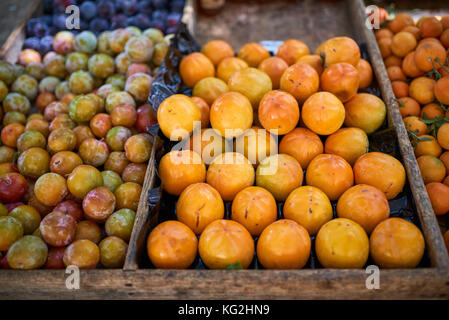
[226,261,243,270]
[407,128,433,148]
[419,115,449,137]
[429,58,442,80]
[319,52,326,67]
[435,57,449,76]
[394,98,404,107]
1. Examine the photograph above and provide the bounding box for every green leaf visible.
[226,261,243,270]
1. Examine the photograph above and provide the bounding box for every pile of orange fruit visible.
[146,36,429,270]
[374,12,449,247]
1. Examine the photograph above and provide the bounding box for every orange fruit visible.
[384,55,402,68]
[388,13,415,33]
[192,77,229,105]
[421,103,444,120]
[402,51,425,77]
[179,52,215,88]
[337,184,390,234]
[276,39,310,65]
[402,26,421,40]
[414,40,447,72]
[391,80,409,98]
[439,151,449,175]
[375,28,393,41]
[234,126,277,166]
[440,29,449,48]
[426,182,449,215]
[201,40,234,66]
[344,93,386,134]
[441,15,449,29]
[216,57,248,83]
[305,154,353,201]
[320,62,359,102]
[417,155,446,184]
[324,127,369,166]
[237,42,270,67]
[257,219,311,269]
[279,127,323,169]
[191,96,210,129]
[147,220,198,269]
[199,219,254,269]
[301,92,345,135]
[227,67,272,108]
[409,77,435,104]
[279,62,319,103]
[387,66,407,81]
[315,36,361,67]
[296,54,324,75]
[378,37,392,58]
[158,150,206,196]
[403,116,427,136]
[188,128,228,165]
[258,57,288,89]
[419,17,443,38]
[356,59,373,89]
[391,31,417,57]
[315,218,369,268]
[258,90,299,135]
[434,77,449,105]
[231,186,277,236]
[283,186,332,235]
[414,135,442,158]
[353,152,406,200]
[370,218,425,268]
[176,183,224,235]
[398,96,420,118]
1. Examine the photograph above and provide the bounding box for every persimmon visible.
[147,220,198,269]
[315,36,361,67]
[437,123,449,150]
[337,184,390,234]
[384,55,402,68]
[402,26,421,40]
[426,182,449,215]
[176,183,224,235]
[370,218,425,268]
[191,96,210,128]
[302,92,345,135]
[199,219,254,269]
[228,67,272,108]
[388,13,415,34]
[403,116,427,136]
[417,155,446,184]
[258,57,288,89]
[237,42,270,67]
[421,103,444,120]
[316,218,369,269]
[377,37,392,58]
[257,219,311,269]
[192,77,229,106]
[188,128,229,165]
[344,93,386,134]
[157,94,201,141]
[414,40,447,72]
[440,29,449,48]
[320,62,360,102]
[398,97,420,118]
[231,186,277,236]
[234,127,277,166]
[305,154,353,201]
[409,77,435,104]
[391,32,417,57]
[356,59,373,89]
[434,77,449,105]
[210,91,253,138]
[279,128,323,169]
[284,186,332,235]
[386,66,407,81]
[375,28,393,41]
[276,39,310,65]
[324,127,369,166]
[216,57,248,83]
[353,152,406,200]
[256,154,303,201]
[201,40,234,66]
[258,90,299,135]
[206,152,255,201]
[158,150,206,196]
[391,80,409,98]
[440,151,449,175]
[414,135,442,158]
[279,62,319,103]
[419,17,443,38]
[179,52,215,88]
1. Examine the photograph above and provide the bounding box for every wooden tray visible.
[0,0,448,300]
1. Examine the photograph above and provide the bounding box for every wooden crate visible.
[0,0,448,300]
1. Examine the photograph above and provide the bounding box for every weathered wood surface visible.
[0,269,448,300]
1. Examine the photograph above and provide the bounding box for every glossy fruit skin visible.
[370,218,425,268]
[104,152,129,175]
[17,147,50,179]
[147,220,198,269]
[409,77,435,104]
[45,247,66,269]
[49,114,76,132]
[356,59,373,89]
[99,236,128,268]
[216,57,248,83]
[337,184,390,234]
[256,154,303,201]
[199,219,254,269]
[1,123,25,148]
[124,134,152,163]
[9,205,41,234]
[320,62,360,102]
[7,235,48,270]
[157,94,201,141]
[179,52,215,88]
[67,165,103,199]
[43,101,68,122]
[353,152,406,200]
[257,219,311,269]
[68,70,94,95]
[122,163,146,185]
[258,57,288,89]
[0,146,16,163]
[344,93,387,134]
[48,128,77,153]
[3,111,26,126]
[188,128,229,165]
[276,39,310,65]
[324,127,369,166]
[114,182,142,212]
[234,127,277,166]
[207,152,255,201]
[69,95,97,123]
[83,187,116,222]
[159,150,206,196]
[437,122,449,150]
[101,170,123,193]
[278,128,323,169]
[135,104,157,133]
[201,40,234,66]
[414,135,442,158]
[105,209,136,242]
[237,42,270,67]
[0,163,18,175]
[106,126,132,151]
[316,218,369,268]
[0,173,28,203]
[125,36,154,63]
[54,200,83,223]
[315,36,361,67]
[414,41,446,73]
[228,68,272,109]
[306,154,354,201]
[34,173,68,206]
[426,182,449,215]
[258,90,299,135]
[63,239,100,269]
[192,77,229,106]
[231,186,277,236]
[79,138,109,167]
[110,103,137,128]
[126,63,151,78]
[210,92,253,138]
[40,211,77,247]
[284,186,333,236]
[65,52,88,74]
[44,54,67,79]
[3,93,31,115]
[89,114,111,139]
[302,92,345,135]
[12,74,38,100]
[125,73,153,102]
[75,220,103,244]
[87,53,115,79]
[417,155,446,184]
[50,151,83,178]
[0,216,23,251]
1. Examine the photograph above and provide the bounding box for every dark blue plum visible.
[53,0,74,14]
[117,0,138,16]
[34,22,50,37]
[152,0,168,10]
[23,37,41,51]
[80,1,97,21]
[111,14,128,29]
[26,18,40,36]
[79,19,89,31]
[128,13,151,30]
[166,26,178,34]
[53,14,67,31]
[44,0,53,13]
[39,36,54,55]
[170,0,185,13]
[41,15,53,27]
[167,13,182,27]
[137,0,153,15]
[152,10,168,23]
[90,18,110,34]
[98,0,116,19]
